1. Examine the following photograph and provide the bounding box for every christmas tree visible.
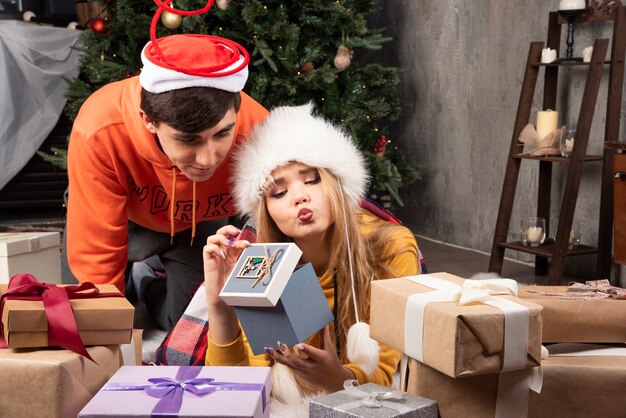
[58,0,422,206]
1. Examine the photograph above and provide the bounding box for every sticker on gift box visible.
[220,243,301,307]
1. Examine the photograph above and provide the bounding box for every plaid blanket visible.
[155,198,427,366]
[155,283,208,365]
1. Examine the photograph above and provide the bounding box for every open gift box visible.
[370,272,543,378]
[79,365,272,418]
[219,243,333,355]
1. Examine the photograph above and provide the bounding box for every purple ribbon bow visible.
[103,367,267,416]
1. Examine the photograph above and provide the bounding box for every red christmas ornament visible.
[90,17,108,34]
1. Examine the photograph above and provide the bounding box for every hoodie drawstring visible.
[170,167,177,245]
[170,167,197,246]
[190,180,196,246]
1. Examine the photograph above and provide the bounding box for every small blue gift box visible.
[235,263,334,355]
[220,243,302,307]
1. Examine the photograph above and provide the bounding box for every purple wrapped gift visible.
[78,366,271,418]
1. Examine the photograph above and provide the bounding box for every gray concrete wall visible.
[378,1,623,272]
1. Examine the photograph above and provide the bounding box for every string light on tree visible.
[161,2,182,30]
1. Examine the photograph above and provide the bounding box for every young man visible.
[62,34,268,331]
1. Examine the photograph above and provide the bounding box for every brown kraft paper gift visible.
[1,284,134,349]
[0,345,124,418]
[407,349,626,418]
[370,272,543,378]
[519,285,626,342]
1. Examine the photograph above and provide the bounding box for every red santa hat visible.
[140,34,249,94]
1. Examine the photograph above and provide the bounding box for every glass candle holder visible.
[568,228,581,249]
[521,217,546,247]
[560,129,576,158]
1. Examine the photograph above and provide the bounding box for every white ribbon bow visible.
[458,278,519,305]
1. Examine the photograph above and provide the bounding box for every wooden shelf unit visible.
[489,4,626,285]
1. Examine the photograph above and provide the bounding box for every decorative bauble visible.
[300,62,314,73]
[216,0,230,10]
[90,17,108,34]
[161,10,182,30]
[334,44,353,70]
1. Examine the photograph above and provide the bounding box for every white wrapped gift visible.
[0,232,61,284]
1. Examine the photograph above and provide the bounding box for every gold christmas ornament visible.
[334,44,353,70]
[216,0,230,10]
[161,4,182,30]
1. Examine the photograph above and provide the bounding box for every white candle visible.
[565,138,574,153]
[582,46,593,62]
[536,110,558,140]
[526,226,544,243]
[559,0,586,11]
[541,48,557,63]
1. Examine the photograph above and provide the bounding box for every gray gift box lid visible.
[235,263,334,355]
[309,383,438,418]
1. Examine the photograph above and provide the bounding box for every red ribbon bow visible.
[0,274,123,361]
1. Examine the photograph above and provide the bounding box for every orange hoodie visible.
[66,76,268,291]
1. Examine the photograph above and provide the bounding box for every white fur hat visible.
[233,103,369,219]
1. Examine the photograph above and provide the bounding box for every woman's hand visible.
[203,225,251,344]
[266,326,355,393]
[203,225,250,307]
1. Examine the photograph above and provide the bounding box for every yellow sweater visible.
[205,211,419,387]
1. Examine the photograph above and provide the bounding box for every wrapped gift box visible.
[0,232,62,284]
[0,345,124,418]
[220,243,302,307]
[407,344,626,418]
[235,263,334,354]
[1,283,134,348]
[79,365,271,418]
[370,273,543,378]
[519,285,626,342]
[310,382,438,418]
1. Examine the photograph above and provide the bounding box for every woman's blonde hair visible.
[255,166,406,361]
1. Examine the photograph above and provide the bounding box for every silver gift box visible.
[309,383,437,418]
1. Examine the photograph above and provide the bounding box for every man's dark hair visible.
[141,87,241,133]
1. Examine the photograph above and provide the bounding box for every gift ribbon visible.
[528,279,626,300]
[102,366,267,415]
[332,380,414,414]
[0,273,123,361]
[251,246,283,288]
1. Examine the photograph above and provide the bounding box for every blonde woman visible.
[203,104,420,406]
